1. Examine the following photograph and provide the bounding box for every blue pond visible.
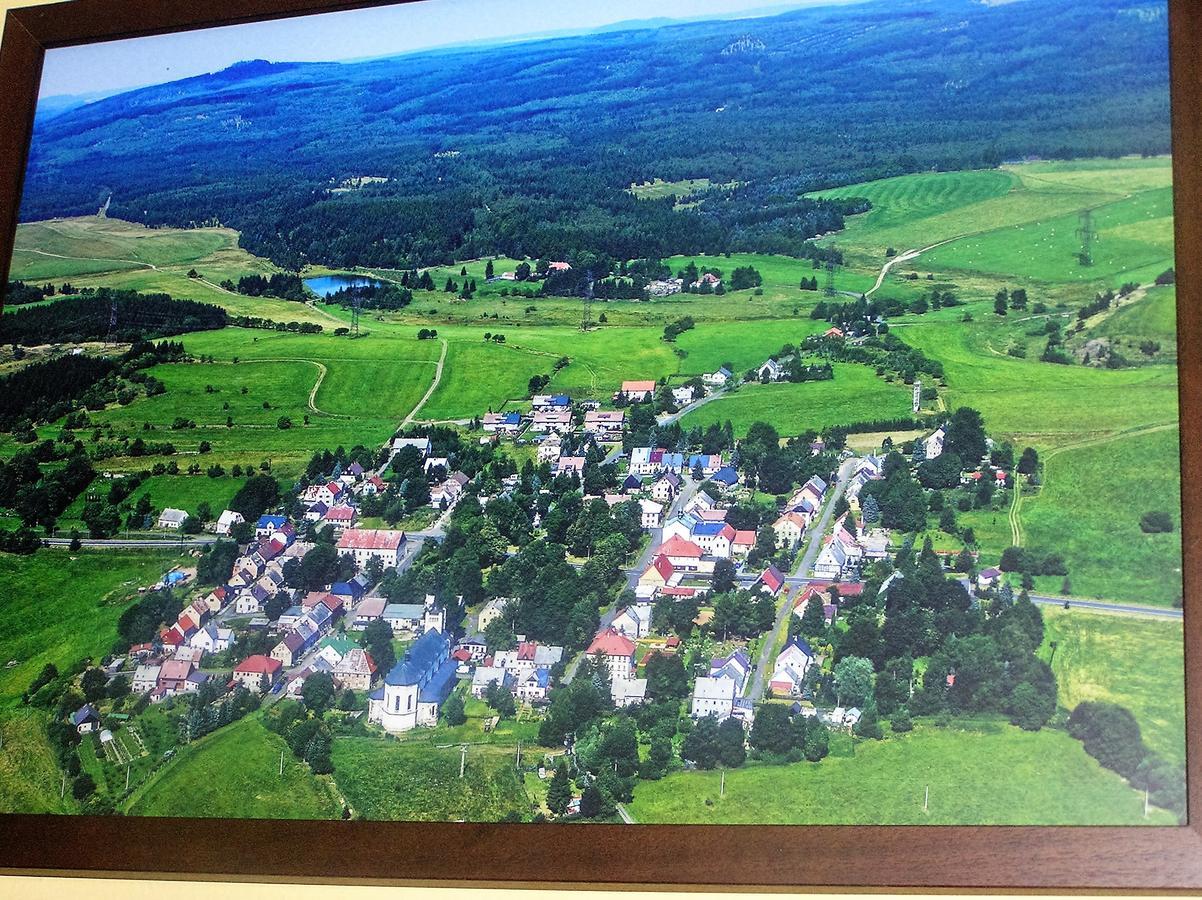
[303,274,385,297]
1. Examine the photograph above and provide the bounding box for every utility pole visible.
[104,296,118,347]
[460,744,467,778]
[580,271,594,332]
[1076,208,1096,267]
[61,774,66,799]
[924,784,929,812]
[516,739,522,771]
[1144,789,1150,818]
[126,765,131,792]
[720,768,726,798]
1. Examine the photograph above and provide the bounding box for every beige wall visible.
[0,1,1133,896]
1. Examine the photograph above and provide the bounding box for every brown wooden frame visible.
[0,0,1200,889]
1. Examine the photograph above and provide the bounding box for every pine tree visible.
[546,765,572,816]
[861,494,881,525]
[798,591,828,639]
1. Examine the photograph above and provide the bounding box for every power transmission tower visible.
[104,296,118,346]
[351,293,363,336]
[1076,208,1096,267]
[580,270,594,331]
[824,258,837,296]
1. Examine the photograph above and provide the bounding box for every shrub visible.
[1139,511,1174,533]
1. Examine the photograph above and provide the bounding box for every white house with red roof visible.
[731,529,756,558]
[617,380,656,402]
[586,629,637,682]
[755,565,786,597]
[232,655,283,693]
[657,535,707,572]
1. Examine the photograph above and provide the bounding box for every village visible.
[54,337,1028,818]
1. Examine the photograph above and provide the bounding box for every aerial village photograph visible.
[0,0,1186,826]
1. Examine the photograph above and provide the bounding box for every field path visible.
[223,357,347,418]
[864,237,959,297]
[1012,421,1179,547]
[11,246,157,271]
[402,338,448,426]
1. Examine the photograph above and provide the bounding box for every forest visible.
[17,0,1169,270]
[0,289,227,345]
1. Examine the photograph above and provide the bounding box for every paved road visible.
[1026,594,1182,620]
[615,803,636,824]
[747,457,857,701]
[658,386,729,428]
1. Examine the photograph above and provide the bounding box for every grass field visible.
[1041,608,1185,767]
[679,364,913,437]
[332,737,532,821]
[0,709,76,813]
[0,549,187,705]
[625,720,1174,825]
[1022,425,1181,603]
[125,715,341,818]
[59,475,248,530]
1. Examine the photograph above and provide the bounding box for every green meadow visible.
[125,715,342,818]
[333,737,532,821]
[625,720,1174,825]
[0,709,77,813]
[0,549,187,706]
[1041,608,1185,767]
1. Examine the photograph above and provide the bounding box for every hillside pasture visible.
[679,363,912,437]
[1040,607,1184,767]
[0,549,186,705]
[0,709,77,813]
[125,715,341,818]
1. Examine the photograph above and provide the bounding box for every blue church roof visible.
[384,628,451,686]
[418,658,460,704]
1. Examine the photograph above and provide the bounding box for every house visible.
[612,605,653,640]
[368,628,457,732]
[71,704,101,734]
[382,603,428,634]
[531,393,571,410]
[773,512,808,550]
[692,521,735,559]
[361,474,388,496]
[494,642,564,677]
[924,425,946,460]
[214,509,245,535]
[430,472,470,507]
[157,659,196,695]
[686,491,717,514]
[329,580,366,608]
[769,636,815,696]
[531,409,572,434]
[390,436,432,459]
[585,629,637,681]
[483,411,523,435]
[233,655,283,693]
[457,636,489,661]
[477,597,509,633]
[686,454,722,477]
[513,668,552,703]
[657,535,707,572]
[629,447,663,476]
[537,435,563,463]
[647,278,683,297]
[191,622,232,654]
[200,586,228,614]
[757,358,785,382]
[255,515,288,539]
[583,410,625,442]
[977,567,1002,590]
[755,565,786,597]
[731,530,755,558]
[709,467,740,491]
[617,380,656,402]
[131,663,162,694]
[471,666,512,698]
[352,597,387,627]
[671,385,696,406]
[691,677,735,721]
[813,515,865,579]
[555,456,586,478]
[623,473,644,494]
[157,508,188,530]
[638,555,678,594]
[639,498,664,530]
[612,677,648,707]
[315,635,358,667]
[824,326,845,340]
[650,472,681,503]
[271,632,308,668]
[323,505,358,531]
[709,649,752,693]
[333,648,377,691]
[703,366,733,387]
[337,528,406,568]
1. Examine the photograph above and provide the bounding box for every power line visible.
[1076,208,1096,267]
[824,258,837,296]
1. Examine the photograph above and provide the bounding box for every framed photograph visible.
[0,0,1200,888]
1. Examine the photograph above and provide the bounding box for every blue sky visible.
[39,0,857,99]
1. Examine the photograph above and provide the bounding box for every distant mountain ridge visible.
[18,0,1170,270]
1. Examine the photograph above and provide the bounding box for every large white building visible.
[691,676,736,721]
[336,528,406,568]
[368,629,457,733]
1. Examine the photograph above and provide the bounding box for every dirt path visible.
[11,246,157,271]
[218,357,346,418]
[402,338,448,426]
[864,237,960,297]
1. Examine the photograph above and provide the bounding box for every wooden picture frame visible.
[0,0,1199,889]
